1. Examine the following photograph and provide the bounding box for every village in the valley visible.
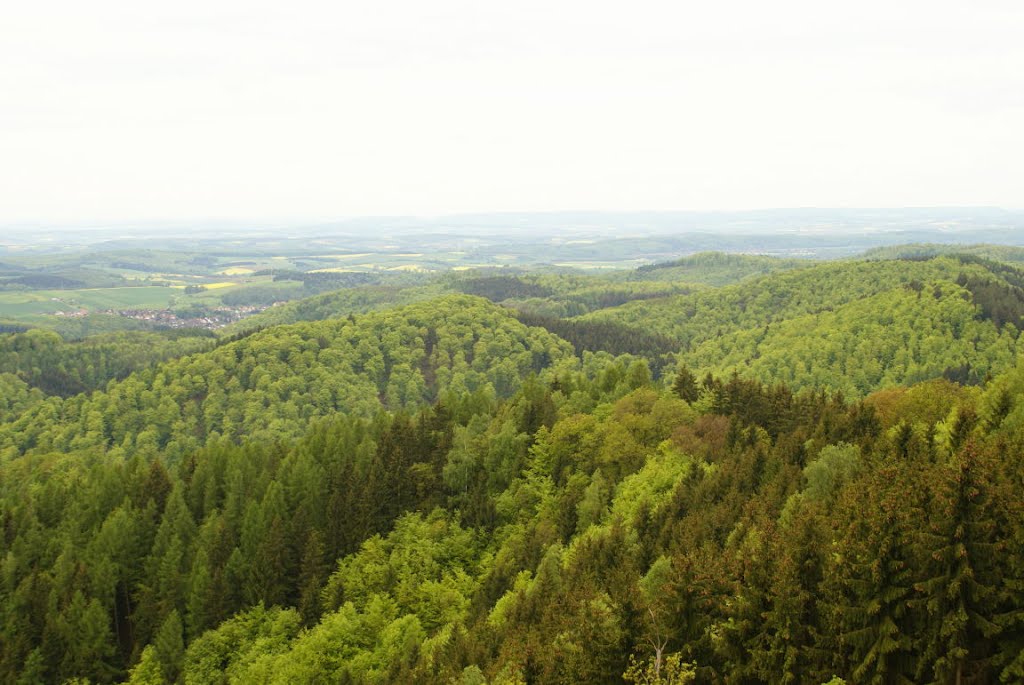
[54,303,273,329]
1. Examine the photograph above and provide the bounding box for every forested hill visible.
[0,329,216,398]
[2,335,1023,683]
[218,254,809,339]
[3,251,1024,684]
[217,284,445,337]
[584,255,1024,396]
[859,242,1024,264]
[0,295,575,462]
[627,251,809,286]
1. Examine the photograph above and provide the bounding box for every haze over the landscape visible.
[2,0,1023,225]
[6,4,1024,685]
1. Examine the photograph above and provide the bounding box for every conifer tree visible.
[672,365,700,404]
[916,445,1001,683]
[297,529,329,624]
[59,592,117,683]
[828,465,921,684]
[126,645,165,685]
[153,610,184,684]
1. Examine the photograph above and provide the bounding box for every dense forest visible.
[2,251,1024,684]
[584,256,1024,396]
[0,330,216,398]
[628,252,808,286]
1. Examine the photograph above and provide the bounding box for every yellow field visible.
[218,267,255,275]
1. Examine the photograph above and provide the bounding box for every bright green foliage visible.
[584,257,977,343]
[181,605,301,684]
[682,280,1019,397]
[610,442,694,523]
[452,270,696,319]
[623,652,696,684]
[979,355,1024,441]
[191,512,479,683]
[125,646,165,685]
[320,512,480,632]
[2,259,1024,684]
[0,373,44,423]
[802,442,860,502]
[587,256,1024,397]
[0,296,574,461]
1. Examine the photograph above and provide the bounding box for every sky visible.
[1,0,1022,224]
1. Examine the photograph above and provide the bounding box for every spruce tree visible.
[672,365,700,404]
[828,465,920,684]
[915,445,1001,683]
[153,610,184,684]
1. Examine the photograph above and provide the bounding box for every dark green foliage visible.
[956,272,1024,330]
[266,269,377,290]
[671,365,700,403]
[0,328,215,397]
[455,276,555,301]
[514,310,680,365]
[1,264,1024,684]
[915,445,1003,683]
[4,274,87,289]
[153,610,184,682]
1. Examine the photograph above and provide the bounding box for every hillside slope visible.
[626,251,810,286]
[584,256,1024,395]
[217,284,446,336]
[3,352,1022,683]
[0,329,216,397]
[0,295,575,461]
[860,242,1024,263]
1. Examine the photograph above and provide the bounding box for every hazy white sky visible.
[1,0,1022,223]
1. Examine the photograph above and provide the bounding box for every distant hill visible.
[218,284,445,336]
[626,251,810,286]
[583,256,1024,396]
[859,242,1024,264]
[5,244,1024,684]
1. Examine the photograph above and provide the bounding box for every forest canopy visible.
[1,251,1024,684]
